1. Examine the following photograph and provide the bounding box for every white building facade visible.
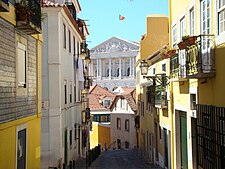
[90,37,139,91]
[110,87,137,149]
[41,1,88,168]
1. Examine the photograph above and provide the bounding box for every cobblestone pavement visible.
[89,149,162,169]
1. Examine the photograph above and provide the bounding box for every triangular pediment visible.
[90,37,139,54]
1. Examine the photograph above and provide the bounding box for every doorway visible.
[180,112,188,169]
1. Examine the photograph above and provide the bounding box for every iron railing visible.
[15,0,41,30]
[197,104,225,169]
[170,54,186,79]
[186,35,215,78]
[28,0,41,28]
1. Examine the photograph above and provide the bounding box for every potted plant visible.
[186,36,197,46]
[178,41,188,50]
[161,46,177,59]
[15,0,31,21]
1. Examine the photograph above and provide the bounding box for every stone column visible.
[130,57,132,77]
[97,59,99,78]
[109,58,111,79]
[132,56,135,77]
[119,58,122,79]
[99,59,102,79]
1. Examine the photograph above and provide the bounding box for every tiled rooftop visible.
[89,84,115,110]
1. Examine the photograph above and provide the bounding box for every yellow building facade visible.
[0,1,42,169]
[169,0,225,168]
[90,122,111,150]
[136,14,169,167]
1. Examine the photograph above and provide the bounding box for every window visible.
[74,86,76,103]
[17,128,27,169]
[70,84,72,103]
[68,30,71,53]
[63,23,66,49]
[201,0,211,50]
[201,0,211,35]
[190,94,197,110]
[74,124,77,140]
[106,115,110,122]
[117,118,121,130]
[17,42,26,88]
[218,0,225,34]
[103,98,111,107]
[106,69,109,77]
[125,119,129,131]
[189,7,195,36]
[70,130,72,146]
[64,81,67,104]
[117,68,120,77]
[127,67,130,76]
[162,63,166,72]
[153,68,156,75]
[140,101,144,116]
[159,126,162,140]
[180,16,186,39]
[172,25,177,47]
[73,36,76,56]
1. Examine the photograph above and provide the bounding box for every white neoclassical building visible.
[90,37,139,91]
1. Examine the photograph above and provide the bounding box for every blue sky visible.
[78,0,168,48]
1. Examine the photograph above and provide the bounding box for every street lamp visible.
[139,60,149,75]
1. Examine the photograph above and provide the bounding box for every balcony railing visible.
[186,34,215,78]
[170,54,187,81]
[155,87,167,109]
[15,0,41,34]
[0,0,9,12]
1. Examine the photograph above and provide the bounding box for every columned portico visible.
[90,37,139,91]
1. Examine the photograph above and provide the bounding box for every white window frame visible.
[218,0,225,34]
[172,25,177,47]
[189,7,195,36]
[17,42,26,88]
[180,16,186,40]
[16,34,28,97]
[200,0,211,35]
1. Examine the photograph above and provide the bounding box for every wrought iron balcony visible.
[155,86,168,109]
[15,0,41,34]
[170,54,187,81]
[186,34,215,78]
[0,0,9,12]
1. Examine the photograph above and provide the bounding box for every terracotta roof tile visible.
[43,0,65,7]
[121,87,137,112]
[89,85,116,110]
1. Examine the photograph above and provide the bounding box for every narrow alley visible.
[88,149,162,169]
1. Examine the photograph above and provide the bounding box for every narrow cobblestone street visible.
[89,149,162,169]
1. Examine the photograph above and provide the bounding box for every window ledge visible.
[216,33,225,45]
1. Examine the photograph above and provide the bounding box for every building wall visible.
[90,37,138,92]
[140,15,169,60]
[110,113,136,149]
[41,7,84,168]
[98,124,111,150]
[0,116,41,169]
[90,122,110,150]
[0,3,42,168]
[137,15,169,166]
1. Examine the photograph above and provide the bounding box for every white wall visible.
[41,7,84,169]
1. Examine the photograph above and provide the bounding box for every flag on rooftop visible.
[119,14,125,21]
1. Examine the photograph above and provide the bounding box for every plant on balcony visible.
[185,36,197,46]
[182,35,189,41]
[161,46,177,59]
[178,41,188,50]
[15,0,31,21]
